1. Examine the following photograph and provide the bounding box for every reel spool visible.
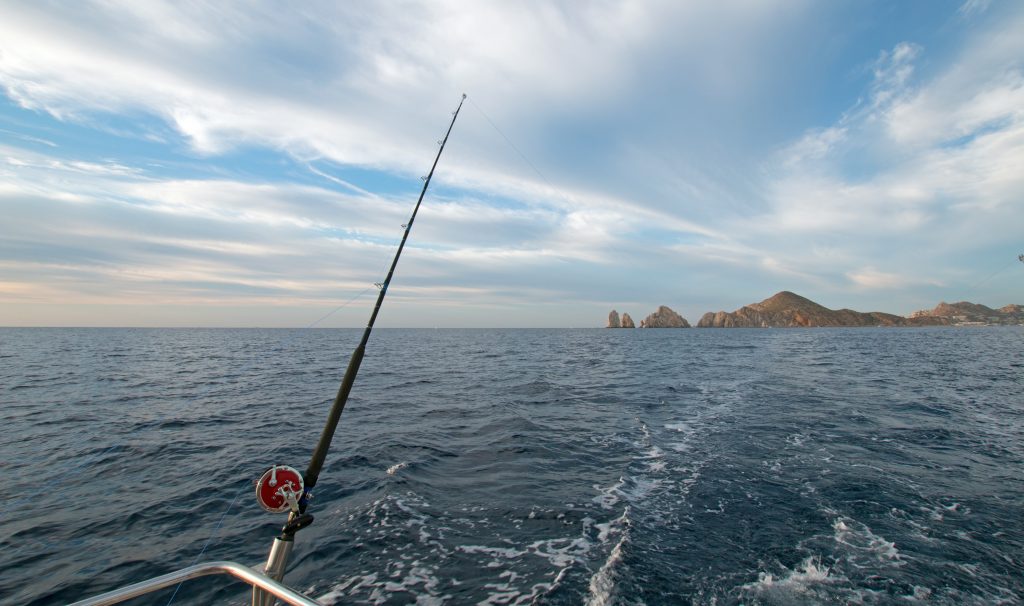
[255,465,304,513]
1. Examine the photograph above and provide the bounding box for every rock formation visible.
[621,313,636,328]
[640,305,690,328]
[607,310,621,328]
[697,291,949,328]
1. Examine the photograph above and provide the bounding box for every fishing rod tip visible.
[462,93,467,99]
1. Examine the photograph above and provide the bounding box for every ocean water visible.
[0,327,1022,605]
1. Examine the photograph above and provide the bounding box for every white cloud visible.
[757,11,1024,297]
[959,0,991,17]
[869,42,921,113]
[846,267,942,290]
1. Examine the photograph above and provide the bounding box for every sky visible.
[0,0,1022,327]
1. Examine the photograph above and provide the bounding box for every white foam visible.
[458,544,527,560]
[322,562,448,605]
[458,533,599,604]
[944,501,970,514]
[585,533,627,606]
[786,432,809,446]
[386,461,409,475]
[625,477,662,500]
[742,556,838,599]
[324,493,618,605]
[318,573,380,604]
[530,536,595,568]
[592,476,627,510]
[594,509,630,544]
[906,585,933,601]
[832,516,902,564]
[640,445,667,473]
[641,445,664,460]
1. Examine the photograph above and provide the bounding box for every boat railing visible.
[66,560,321,606]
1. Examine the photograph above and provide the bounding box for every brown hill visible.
[697,291,947,328]
[931,301,997,317]
[911,301,1024,325]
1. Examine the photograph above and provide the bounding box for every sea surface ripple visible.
[1,327,1022,605]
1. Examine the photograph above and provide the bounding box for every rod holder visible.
[253,537,295,606]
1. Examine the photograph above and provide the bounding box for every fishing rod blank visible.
[303,92,467,500]
[252,94,466,606]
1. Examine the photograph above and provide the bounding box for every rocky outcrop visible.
[697,291,948,328]
[621,313,636,328]
[607,310,621,328]
[640,305,690,328]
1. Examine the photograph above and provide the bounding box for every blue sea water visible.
[0,327,1022,605]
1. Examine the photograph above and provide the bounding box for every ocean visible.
[1,327,1021,605]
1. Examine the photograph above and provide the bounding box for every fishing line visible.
[304,215,413,329]
[1,444,120,516]
[305,285,376,329]
[468,97,556,192]
[306,97,549,332]
[164,482,247,606]
[297,93,468,512]
[964,256,1019,293]
[496,400,548,428]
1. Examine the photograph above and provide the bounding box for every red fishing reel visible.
[255,465,304,513]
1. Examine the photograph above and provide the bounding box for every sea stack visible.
[621,313,636,328]
[607,310,621,328]
[640,305,690,328]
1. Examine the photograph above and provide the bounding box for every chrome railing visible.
[67,560,321,606]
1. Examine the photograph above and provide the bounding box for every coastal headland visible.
[607,291,1024,328]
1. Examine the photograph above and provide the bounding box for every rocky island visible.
[641,305,690,328]
[606,310,636,328]
[606,306,686,328]
[607,310,620,328]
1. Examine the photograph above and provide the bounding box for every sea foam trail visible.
[585,510,631,606]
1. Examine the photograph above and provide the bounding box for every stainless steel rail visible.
[67,560,321,606]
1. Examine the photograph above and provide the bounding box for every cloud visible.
[846,267,943,290]
[780,127,848,169]
[0,141,653,323]
[2,2,1023,325]
[869,42,921,112]
[958,0,991,17]
[757,11,1024,299]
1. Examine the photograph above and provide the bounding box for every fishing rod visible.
[252,93,467,606]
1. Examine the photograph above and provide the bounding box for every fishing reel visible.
[255,464,305,514]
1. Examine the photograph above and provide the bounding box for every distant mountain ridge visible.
[695,291,939,328]
[911,301,1024,325]
[606,292,1023,328]
[695,292,1022,328]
